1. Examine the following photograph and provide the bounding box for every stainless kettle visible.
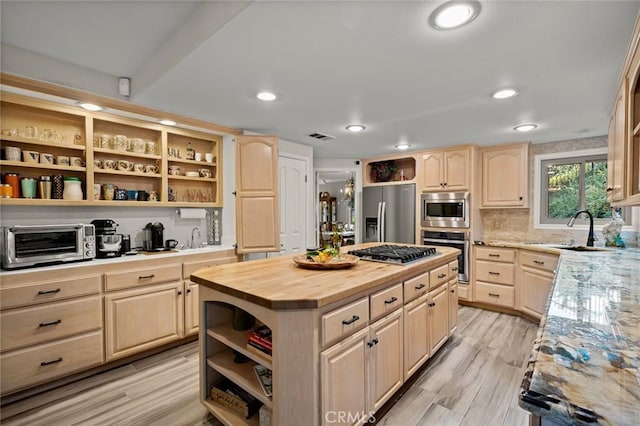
[143,222,164,251]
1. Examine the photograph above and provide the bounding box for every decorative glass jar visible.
[62,177,83,200]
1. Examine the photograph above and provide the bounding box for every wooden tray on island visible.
[293,254,359,270]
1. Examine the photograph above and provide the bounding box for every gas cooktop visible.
[347,245,439,265]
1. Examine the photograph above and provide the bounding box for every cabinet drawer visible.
[0,330,103,394]
[370,283,403,320]
[105,264,181,291]
[475,246,516,263]
[1,296,102,352]
[183,257,238,279]
[448,261,459,282]
[1,274,101,310]
[520,250,559,273]
[475,260,515,285]
[321,297,369,346]
[404,272,429,302]
[429,264,449,289]
[475,282,514,308]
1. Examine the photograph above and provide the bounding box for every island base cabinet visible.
[321,327,370,426]
[321,309,403,425]
[429,285,449,354]
[104,281,185,361]
[448,280,458,334]
[403,294,429,379]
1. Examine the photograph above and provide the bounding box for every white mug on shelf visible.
[205,153,213,163]
[195,152,203,162]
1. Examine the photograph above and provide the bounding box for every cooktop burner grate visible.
[347,245,439,265]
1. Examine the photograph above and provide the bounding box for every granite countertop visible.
[518,248,640,425]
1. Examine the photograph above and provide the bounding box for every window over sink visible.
[534,148,630,227]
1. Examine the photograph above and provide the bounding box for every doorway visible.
[315,168,361,248]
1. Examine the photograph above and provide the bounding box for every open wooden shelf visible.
[94,169,161,178]
[207,324,272,369]
[201,399,260,426]
[168,157,217,167]
[168,175,216,182]
[0,160,85,172]
[93,147,161,160]
[206,350,273,407]
[0,135,86,151]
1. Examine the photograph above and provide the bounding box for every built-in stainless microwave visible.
[421,192,470,228]
[1,224,96,269]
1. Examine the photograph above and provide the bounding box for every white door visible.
[270,155,307,256]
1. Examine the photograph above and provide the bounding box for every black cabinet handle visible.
[415,283,426,290]
[367,340,375,348]
[451,267,458,272]
[39,319,62,327]
[488,254,500,257]
[384,296,398,304]
[428,302,436,307]
[533,260,545,265]
[519,196,523,201]
[186,288,192,294]
[177,290,183,296]
[437,273,446,279]
[40,357,63,366]
[489,271,500,275]
[342,315,360,325]
[37,288,61,295]
[450,289,455,293]
[606,187,613,192]
[139,274,155,280]
[488,293,500,298]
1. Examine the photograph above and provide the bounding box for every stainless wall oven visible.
[421,192,470,228]
[423,230,469,283]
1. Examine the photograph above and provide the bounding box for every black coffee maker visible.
[92,219,122,258]
[143,222,165,251]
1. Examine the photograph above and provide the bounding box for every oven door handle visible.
[423,238,466,245]
[380,202,386,242]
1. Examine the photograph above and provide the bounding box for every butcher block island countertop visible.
[193,243,460,426]
[190,243,460,310]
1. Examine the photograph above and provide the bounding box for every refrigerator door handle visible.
[380,201,387,242]
[376,202,383,242]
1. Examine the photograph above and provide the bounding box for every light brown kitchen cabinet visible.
[448,260,459,334]
[421,148,470,192]
[429,284,449,354]
[608,83,628,203]
[235,135,280,253]
[104,281,185,361]
[518,250,559,321]
[481,142,529,208]
[0,90,224,207]
[369,309,403,412]
[184,281,200,336]
[474,246,516,308]
[403,293,429,379]
[321,327,370,426]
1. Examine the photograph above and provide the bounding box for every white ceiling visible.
[2,1,639,159]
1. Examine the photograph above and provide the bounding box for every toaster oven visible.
[1,224,96,269]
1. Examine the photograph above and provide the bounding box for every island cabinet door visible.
[403,294,429,379]
[184,281,199,336]
[448,280,458,334]
[429,284,449,355]
[321,327,370,426]
[369,308,404,412]
[104,281,184,361]
[519,266,554,321]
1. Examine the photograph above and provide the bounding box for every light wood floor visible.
[0,306,538,426]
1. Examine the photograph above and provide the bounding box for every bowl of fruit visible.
[293,247,359,270]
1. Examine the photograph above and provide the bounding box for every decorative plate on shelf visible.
[293,254,359,270]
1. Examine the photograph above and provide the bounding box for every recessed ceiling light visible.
[78,102,103,111]
[514,124,538,132]
[429,1,480,30]
[491,89,518,99]
[395,143,412,150]
[257,92,277,101]
[346,124,366,133]
[159,119,176,126]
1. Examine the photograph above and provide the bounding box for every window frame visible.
[534,148,632,229]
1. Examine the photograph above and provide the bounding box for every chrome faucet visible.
[190,227,201,249]
[567,210,595,247]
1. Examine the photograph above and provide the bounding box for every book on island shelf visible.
[247,324,272,356]
[254,365,273,397]
[247,340,272,357]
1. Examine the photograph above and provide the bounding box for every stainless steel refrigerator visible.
[362,183,416,244]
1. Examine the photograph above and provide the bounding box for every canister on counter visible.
[4,173,20,198]
[0,183,12,198]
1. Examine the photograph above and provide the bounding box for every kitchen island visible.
[519,248,640,425]
[190,244,460,426]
